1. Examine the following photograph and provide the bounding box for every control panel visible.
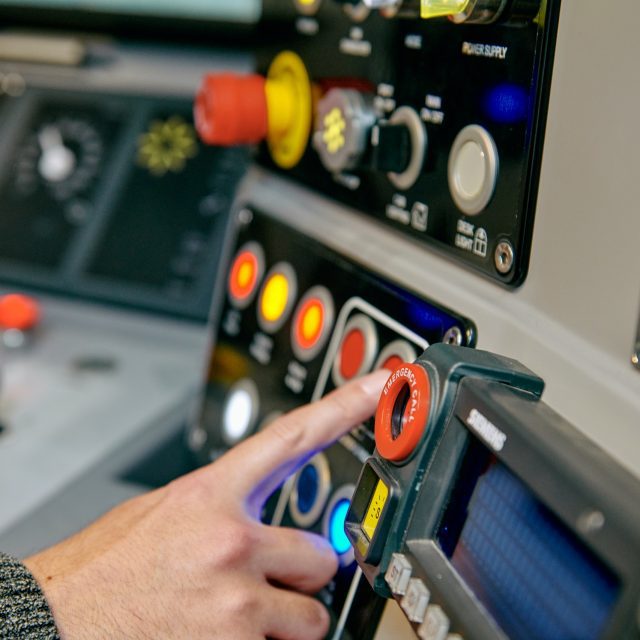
[196,0,560,285]
[346,344,640,639]
[0,87,248,320]
[188,208,475,637]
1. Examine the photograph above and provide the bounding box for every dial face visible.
[14,115,103,202]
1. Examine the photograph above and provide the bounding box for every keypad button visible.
[385,552,413,596]
[401,578,430,623]
[418,604,450,640]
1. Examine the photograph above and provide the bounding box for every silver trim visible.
[448,124,499,216]
[256,261,298,334]
[331,567,364,640]
[387,106,427,191]
[288,453,332,528]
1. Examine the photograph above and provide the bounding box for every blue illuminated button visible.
[289,453,331,528]
[329,500,351,555]
[297,464,319,514]
[322,484,356,566]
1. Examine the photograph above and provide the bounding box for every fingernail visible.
[359,369,391,396]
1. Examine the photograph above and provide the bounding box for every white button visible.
[401,578,430,623]
[418,605,450,640]
[454,141,486,199]
[448,124,498,216]
[221,379,259,446]
[385,552,413,596]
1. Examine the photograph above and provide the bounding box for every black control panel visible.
[346,345,640,640]
[250,1,560,285]
[188,208,475,638]
[0,88,248,320]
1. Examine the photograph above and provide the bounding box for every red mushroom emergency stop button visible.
[194,51,312,169]
[0,293,41,332]
[195,74,268,146]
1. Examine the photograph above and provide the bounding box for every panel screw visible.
[443,326,463,346]
[494,240,514,275]
[237,208,253,225]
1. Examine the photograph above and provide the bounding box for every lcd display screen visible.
[438,438,619,640]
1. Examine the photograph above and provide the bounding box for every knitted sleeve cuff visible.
[0,552,60,639]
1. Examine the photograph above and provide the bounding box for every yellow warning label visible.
[362,479,388,541]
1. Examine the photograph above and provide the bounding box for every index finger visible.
[215,369,389,502]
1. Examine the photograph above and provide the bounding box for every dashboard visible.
[0,1,638,639]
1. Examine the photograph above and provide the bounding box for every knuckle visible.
[269,414,307,452]
[216,521,256,567]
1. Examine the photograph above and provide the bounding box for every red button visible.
[195,73,268,146]
[340,328,366,380]
[0,294,41,331]
[381,355,404,372]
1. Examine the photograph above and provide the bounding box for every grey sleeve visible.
[0,553,60,640]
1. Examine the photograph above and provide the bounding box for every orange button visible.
[229,251,258,301]
[375,363,430,462]
[297,299,323,347]
[0,294,41,331]
[228,243,264,309]
[195,73,268,146]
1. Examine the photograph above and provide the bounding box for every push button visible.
[291,286,335,362]
[374,339,417,373]
[332,314,378,386]
[418,605,450,640]
[289,453,331,528]
[448,124,498,216]
[401,578,430,623]
[385,552,413,596]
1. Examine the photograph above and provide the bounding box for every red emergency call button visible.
[228,242,265,309]
[291,286,335,362]
[195,73,268,146]
[332,314,378,386]
[0,293,41,331]
[375,362,430,463]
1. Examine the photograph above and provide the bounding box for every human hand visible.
[24,368,389,640]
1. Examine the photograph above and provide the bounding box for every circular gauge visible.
[14,116,104,202]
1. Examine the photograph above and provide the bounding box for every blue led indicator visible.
[296,464,319,515]
[329,499,352,555]
[483,84,529,124]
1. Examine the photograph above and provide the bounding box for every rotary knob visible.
[313,88,376,174]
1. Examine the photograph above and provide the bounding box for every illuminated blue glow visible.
[483,84,529,124]
[329,499,352,555]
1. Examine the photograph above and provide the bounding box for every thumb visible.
[213,369,389,507]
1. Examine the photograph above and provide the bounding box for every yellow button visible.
[261,273,289,323]
[363,478,389,541]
